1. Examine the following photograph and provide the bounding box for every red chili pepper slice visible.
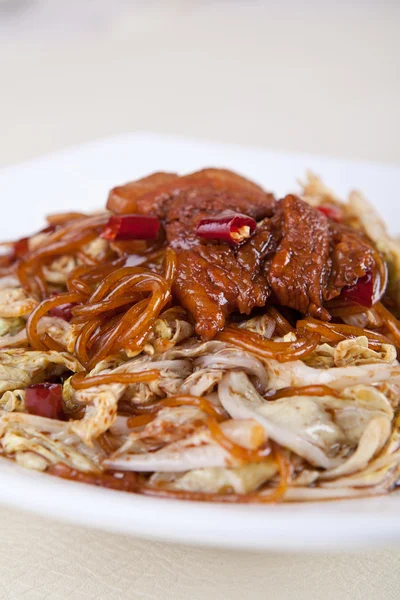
[12,237,29,259]
[25,383,64,420]
[341,272,374,308]
[316,205,342,222]
[196,211,257,245]
[49,302,77,322]
[10,225,56,261]
[101,215,160,241]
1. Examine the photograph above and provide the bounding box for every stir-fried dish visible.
[1,168,400,503]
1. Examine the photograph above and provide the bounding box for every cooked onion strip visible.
[297,317,391,349]
[74,316,103,366]
[30,248,178,368]
[67,258,126,294]
[27,292,83,350]
[266,306,295,335]
[328,304,367,318]
[265,385,342,401]
[70,370,160,390]
[217,327,320,362]
[18,214,110,296]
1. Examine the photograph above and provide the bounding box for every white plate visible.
[1,133,400,552]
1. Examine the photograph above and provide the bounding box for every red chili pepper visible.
[101,215,160,241]
[341,272,374,308]
[49,302,77,322]
[12,237,29,259]
[196,211,257,245]
[41,225,56,235]
[316,205,342,222]
[25,383,64,420]
[11,225,56,261]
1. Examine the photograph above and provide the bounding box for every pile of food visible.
[0,167,400,502]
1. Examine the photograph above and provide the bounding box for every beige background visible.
[0,506,399,600]
[1,1,400,167]
[1,2,400,599]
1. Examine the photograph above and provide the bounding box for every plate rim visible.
[1,456,400,551]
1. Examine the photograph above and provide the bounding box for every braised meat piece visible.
[174,246,267,339]
[325,222,376,301]
[163,169,275,248]
[108,168,276,249]
[107,168,277,339]
[106,170,383,340]
[107,172,180,215]
[268,195,331,319]
[237,212,282,274]
[175,219,279,339]
[266,197,379,317]
[108,169,270,212]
